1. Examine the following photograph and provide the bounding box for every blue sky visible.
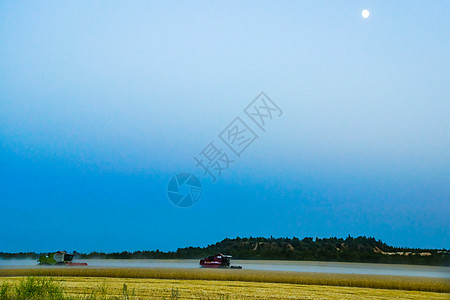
[0,1,449,252]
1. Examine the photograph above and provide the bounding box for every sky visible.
[0,1,449,252]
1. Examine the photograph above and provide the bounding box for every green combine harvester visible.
[38,251,87,266]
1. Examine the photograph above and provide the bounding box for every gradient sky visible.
[0,1,449,252]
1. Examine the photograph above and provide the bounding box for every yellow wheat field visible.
[0,276,449,300]
[1,267,449,294]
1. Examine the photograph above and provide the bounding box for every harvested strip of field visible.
[0,267,449,293]
[0,276,448,300]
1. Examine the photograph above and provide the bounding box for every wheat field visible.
[0,275,449,299]
[1,267,448,293]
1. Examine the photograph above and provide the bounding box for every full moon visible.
[362,9,370,19]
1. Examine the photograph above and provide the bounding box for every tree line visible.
[1,236,448,266]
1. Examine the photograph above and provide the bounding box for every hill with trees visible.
[1,236,448,266]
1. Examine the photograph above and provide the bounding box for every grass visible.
[0,277,64,300]
[0,276,449,300]
[0,268,449,293]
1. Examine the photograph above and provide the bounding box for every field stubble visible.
[0,267,449,299]
[0,268,448,293]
